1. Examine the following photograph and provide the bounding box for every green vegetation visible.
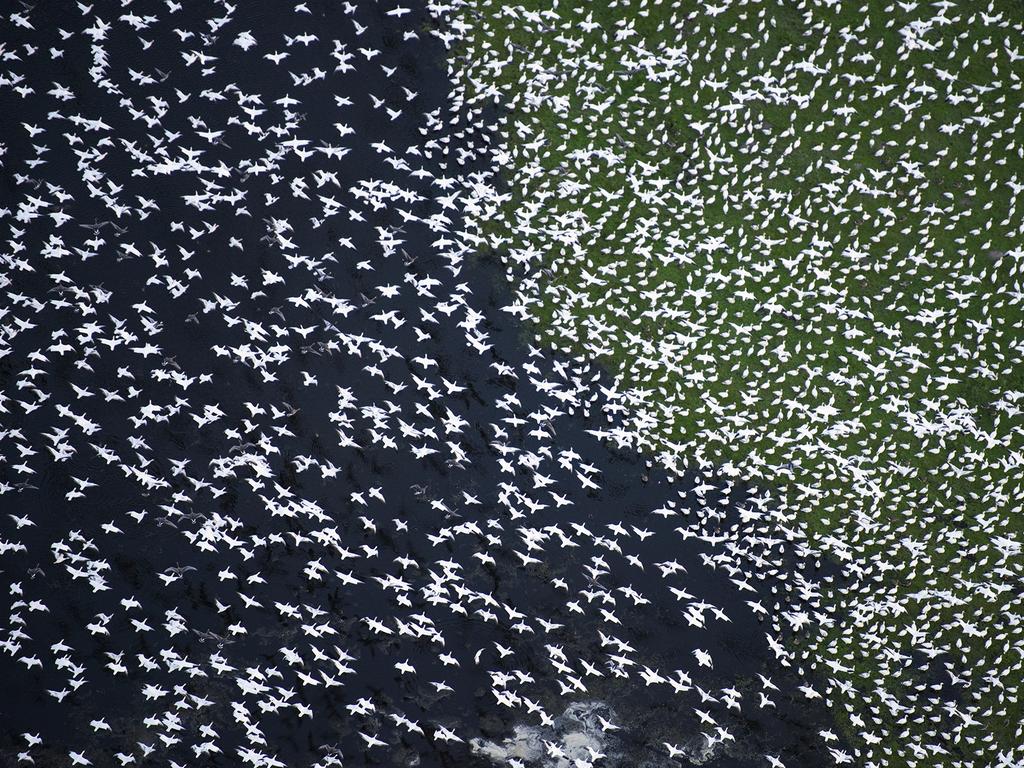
[444,0,1024,763]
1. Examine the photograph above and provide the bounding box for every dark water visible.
[0,2,839,766]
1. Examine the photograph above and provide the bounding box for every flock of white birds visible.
[432,0,1024,766]
[0,1,839,767]
[1,0,1022,766]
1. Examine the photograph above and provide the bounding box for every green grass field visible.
[443,0,1024,764]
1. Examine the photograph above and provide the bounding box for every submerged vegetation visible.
[439,0,1024,763]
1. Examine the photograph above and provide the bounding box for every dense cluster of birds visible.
[0,1,849,767]
[433,0,1024,765]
